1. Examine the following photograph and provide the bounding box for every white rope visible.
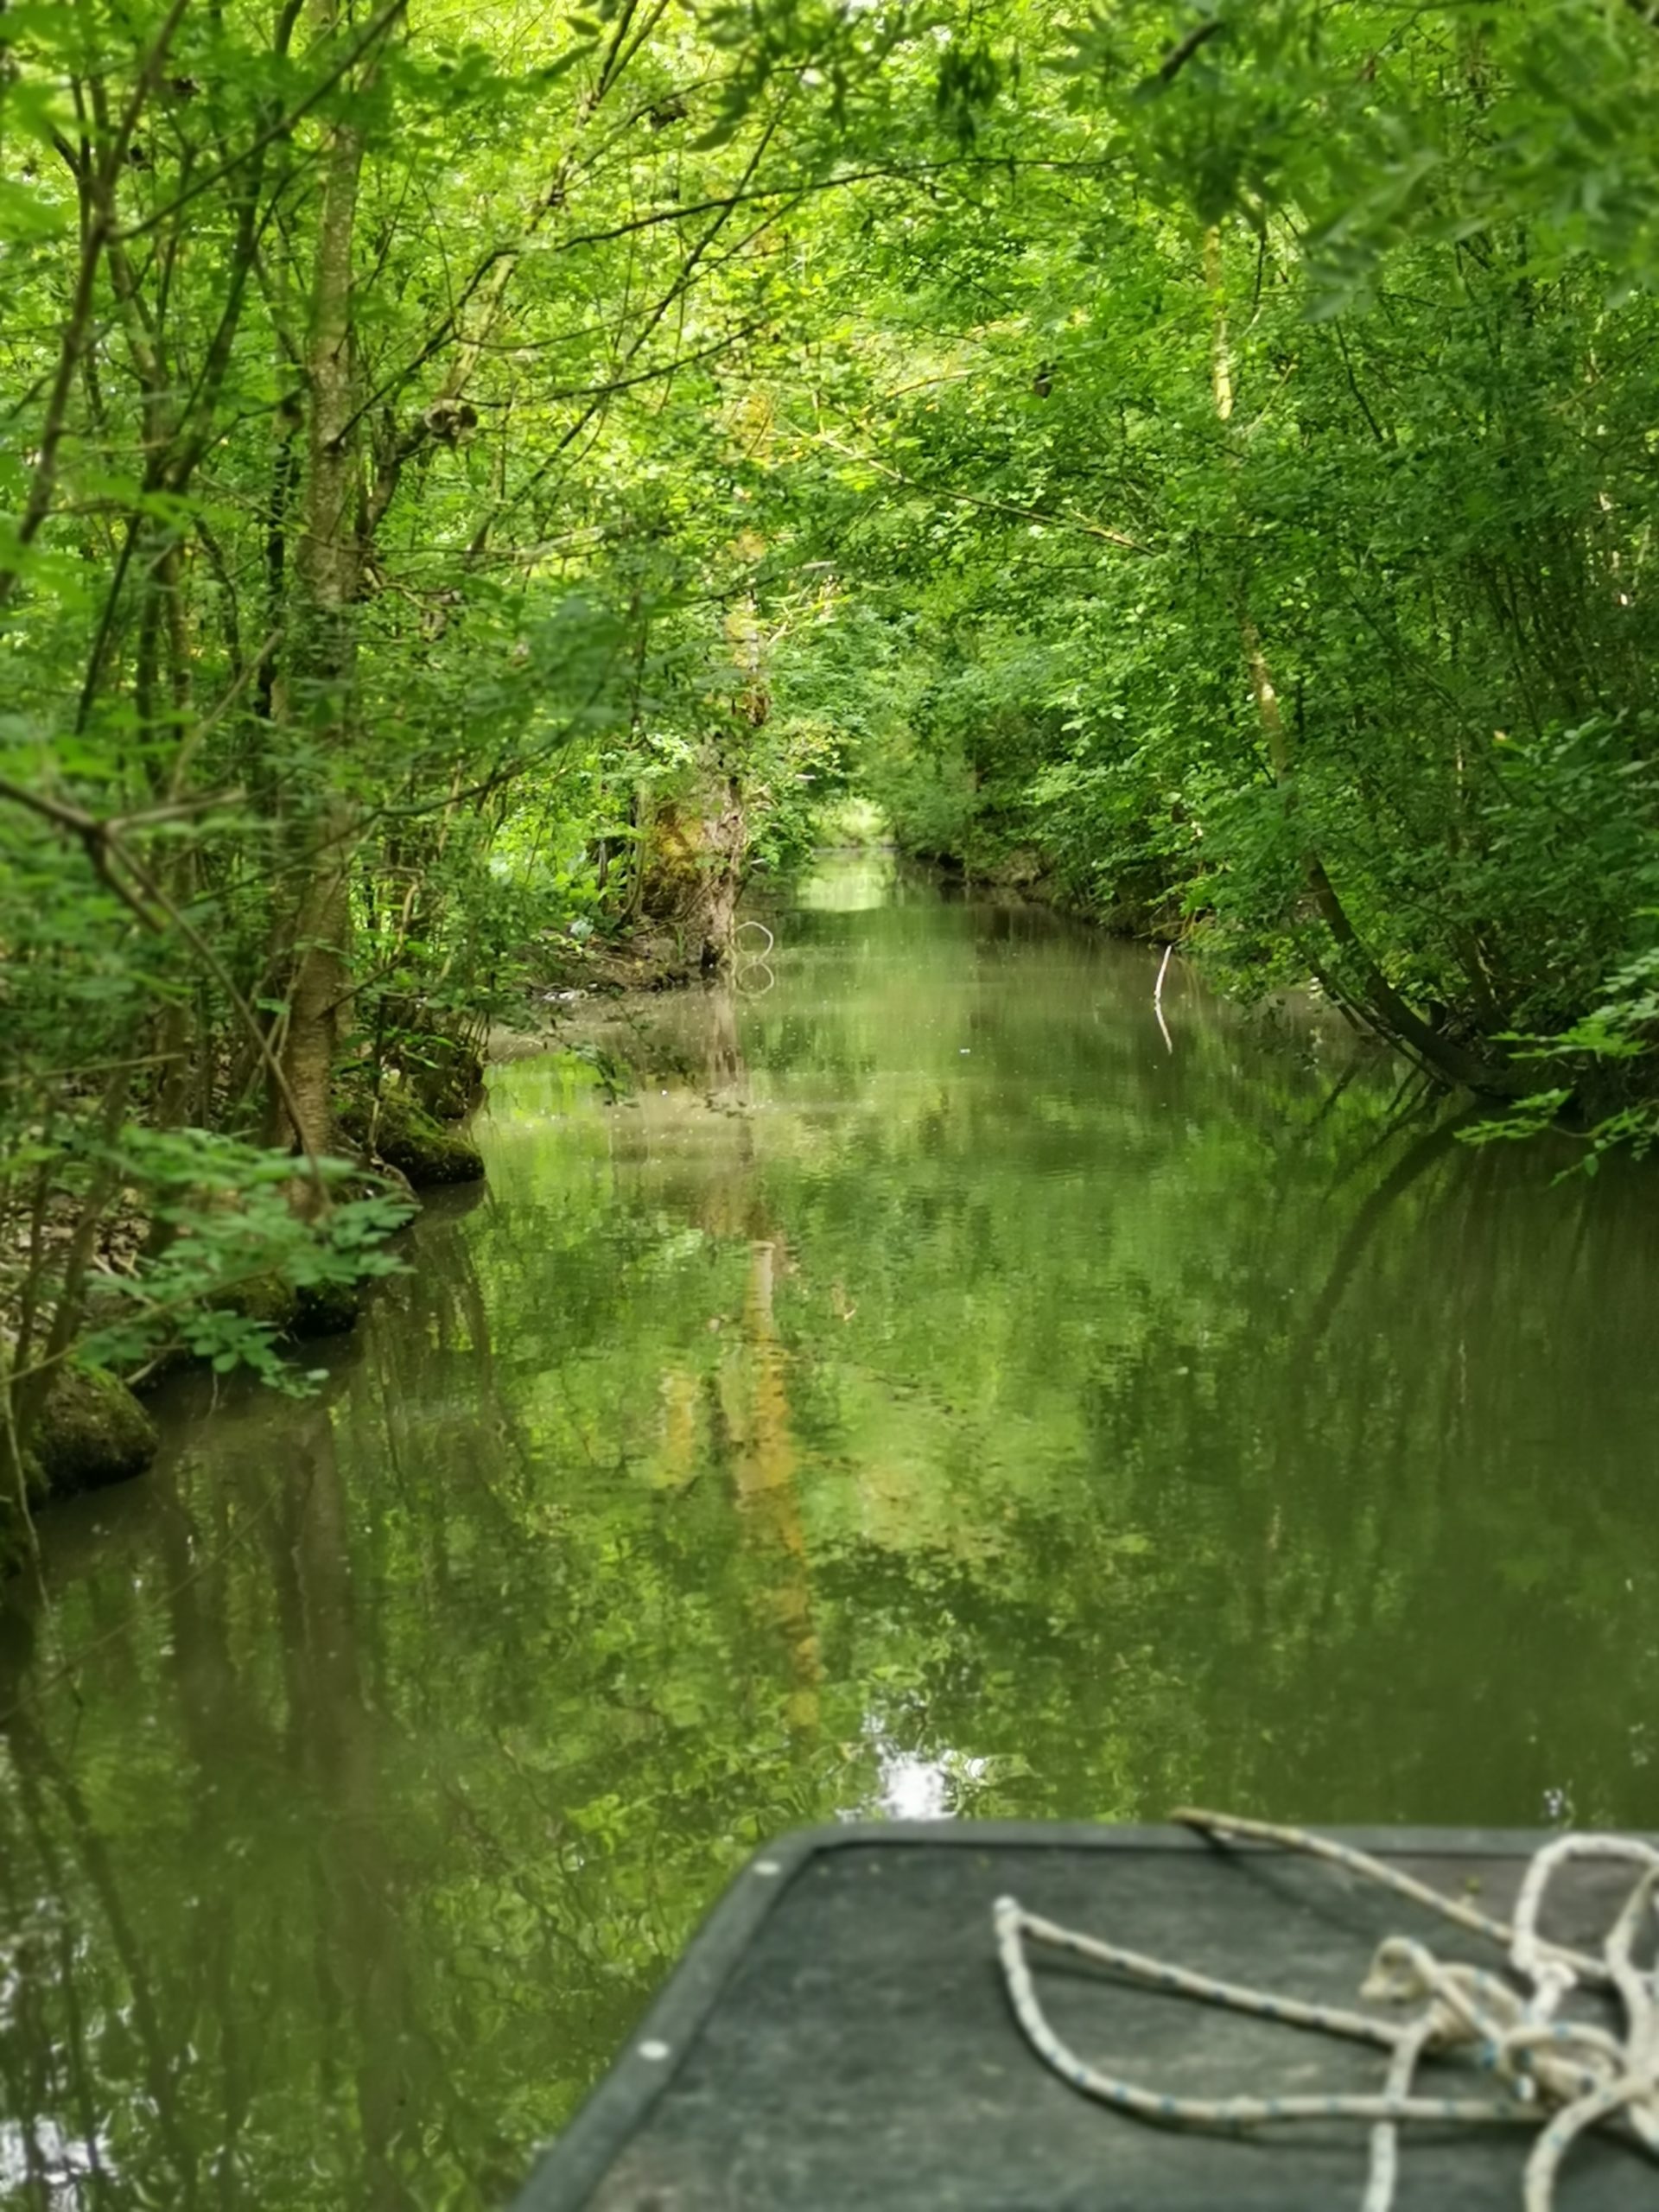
[734,917,776,995]
[995,1808,1659,2211]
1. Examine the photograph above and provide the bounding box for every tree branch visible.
[112,0,408,243]
[1138,17,1225,96]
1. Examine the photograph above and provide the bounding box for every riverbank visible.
[2,1077,493,1577]
[900,836,1478,1090]
[4,909,708,1568]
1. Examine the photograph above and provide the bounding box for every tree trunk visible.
[271,27,365,1158]
[693,770,747,971]
[638,770,748,969]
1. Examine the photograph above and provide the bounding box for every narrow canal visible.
[3,858,1658,2209]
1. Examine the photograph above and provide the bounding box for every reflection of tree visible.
[720,1237,820,1735]
[2,1684,200,2207]
[700,975,747,1104]
[154,1461,257,2209]
[1296,1109,1469,1353]
[270,1408,423,2212]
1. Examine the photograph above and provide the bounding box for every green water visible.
[4,859,1659,2208]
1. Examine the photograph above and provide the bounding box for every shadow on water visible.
[4,858,1659,2206]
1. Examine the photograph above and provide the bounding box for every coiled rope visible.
[734,917,775,995]
[995,1807,1659,2212]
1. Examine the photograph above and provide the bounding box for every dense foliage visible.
[773,3,1659,1124]
[8,0,1659,1528]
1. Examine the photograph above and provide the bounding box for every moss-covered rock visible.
[29,1363,158,1498]
[217,1271,302,1332]
[293,1277,365,1337]
[344,1088,485,1188]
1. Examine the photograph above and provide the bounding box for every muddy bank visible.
[490,916,708,1066]
[537,917,697,996]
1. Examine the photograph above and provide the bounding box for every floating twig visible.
[1154,941,1174,1054]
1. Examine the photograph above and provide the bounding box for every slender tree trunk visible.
[273,22,366,1157]
[150,542,200,1144]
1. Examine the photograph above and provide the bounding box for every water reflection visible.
[3,862,1659,2209]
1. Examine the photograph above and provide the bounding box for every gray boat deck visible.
[509,1822,1649,2210]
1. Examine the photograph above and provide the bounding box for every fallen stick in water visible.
[1154,942,1173,1052]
